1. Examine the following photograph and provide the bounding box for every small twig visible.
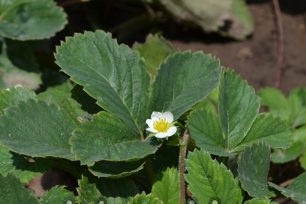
[179,130,190,204]
[272,0,285,88]
[279,177,294,187]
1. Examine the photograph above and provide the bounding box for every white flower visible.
[146,111,177,138]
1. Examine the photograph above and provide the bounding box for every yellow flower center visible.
[154,119,170,132]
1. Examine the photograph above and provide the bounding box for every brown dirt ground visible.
[169,2,306,93]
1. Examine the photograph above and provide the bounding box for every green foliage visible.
[185,149,243,204]
[238,143,274,197]
[40,186,75,204]
[151,168,179,204]
[0,0,67,40]
[244,198,277,204]
[269,173,306,204]
[0,174,38,203]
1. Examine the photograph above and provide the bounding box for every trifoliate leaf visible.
[238,143,274,198]
[185,149,242,204]
[151,168,179,204]
[76,176,103,204]
[128,193,162,204]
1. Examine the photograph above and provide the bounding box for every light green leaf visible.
[219,70,260,149]
[238,143,274,198]
[55,30,150,136]
[0,100,77,160]
[235,114,292,151]
[134,34,175,77]
[0,86,36,113]
[0,174,38,203]
[71,112,159,165]
[102,197,128,204]
[151,52,220,119]
[0,0,67,40]
[40,186,75,204]
[271,141,304,163]
[185,149,242,204]
[269,172,306,204]
[128,193,162,204]
[76,176,103,204]
[244,198,277,204]
[89,160,145,178]
[187,109,228,156]
[0,144,13,176]
[300,151,306,170]
[151,168,179,204]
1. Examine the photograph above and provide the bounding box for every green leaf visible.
[76,176,103,204]
[0,100,77,160]
[271,141,304,163]
[134,34,175,77]
[40,186,75,204]
[238,143,274,197]
[235,114,292,151]
[219,70,260,149]
[38,82,85,120]
[269,172,306,204]
[89,160,145,178]
[258,87,288,111]
[71,112,159,165]
[244,198,277,204]
[55,31,150,136]
[0,0,67,40]
[0,86,36,113]
[185,149,242,204]
[300,151,306,170]
[102,197,128,204]
[0,144,13,176]
[151,168,179,204]
[188,109,228,156]
[128,193,162,204]
[0,174,38,203]
[151,52,220,119]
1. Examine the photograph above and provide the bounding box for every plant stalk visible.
[179,130,190,204]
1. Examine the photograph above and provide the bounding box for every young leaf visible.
[55,30,150,136]
[151,168,179,204]
[89,160,145,178]
[0,86,36,113]
[269,172,306,204]
[0,144,13,176]
[0,100,77,160]
[128,193,162,204]
[134,34,175,77]
[238,143,274,198]
[76,176,103,204]
[0,174,38,203]
[187,109,228,156]
[235,114,292,151]
[40,186,75,204]
[151,52,220,119]
[0,0,67,40]
[71,112,159,165]
[185,149,242,204]
[219,70,260,149]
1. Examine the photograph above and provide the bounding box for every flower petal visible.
[163,111,174,123]
[146,119,154,128]
[146,127,158,133]
[155,132,169,138]
[151,111,163,120]
[166,126,177,136]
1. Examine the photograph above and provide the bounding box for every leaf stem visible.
[179,130,190,204]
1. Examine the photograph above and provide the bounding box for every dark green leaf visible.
[151,51,220,119]
[0,174,38,203]
[185,149,242,204]
[0,100,77,160]
[71,112,159,165]
[219,70,260,149]
[0,0,67,40]
[55,30,150,136]
[238,143,274,197]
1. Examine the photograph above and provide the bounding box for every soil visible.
[167,1,306,93]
